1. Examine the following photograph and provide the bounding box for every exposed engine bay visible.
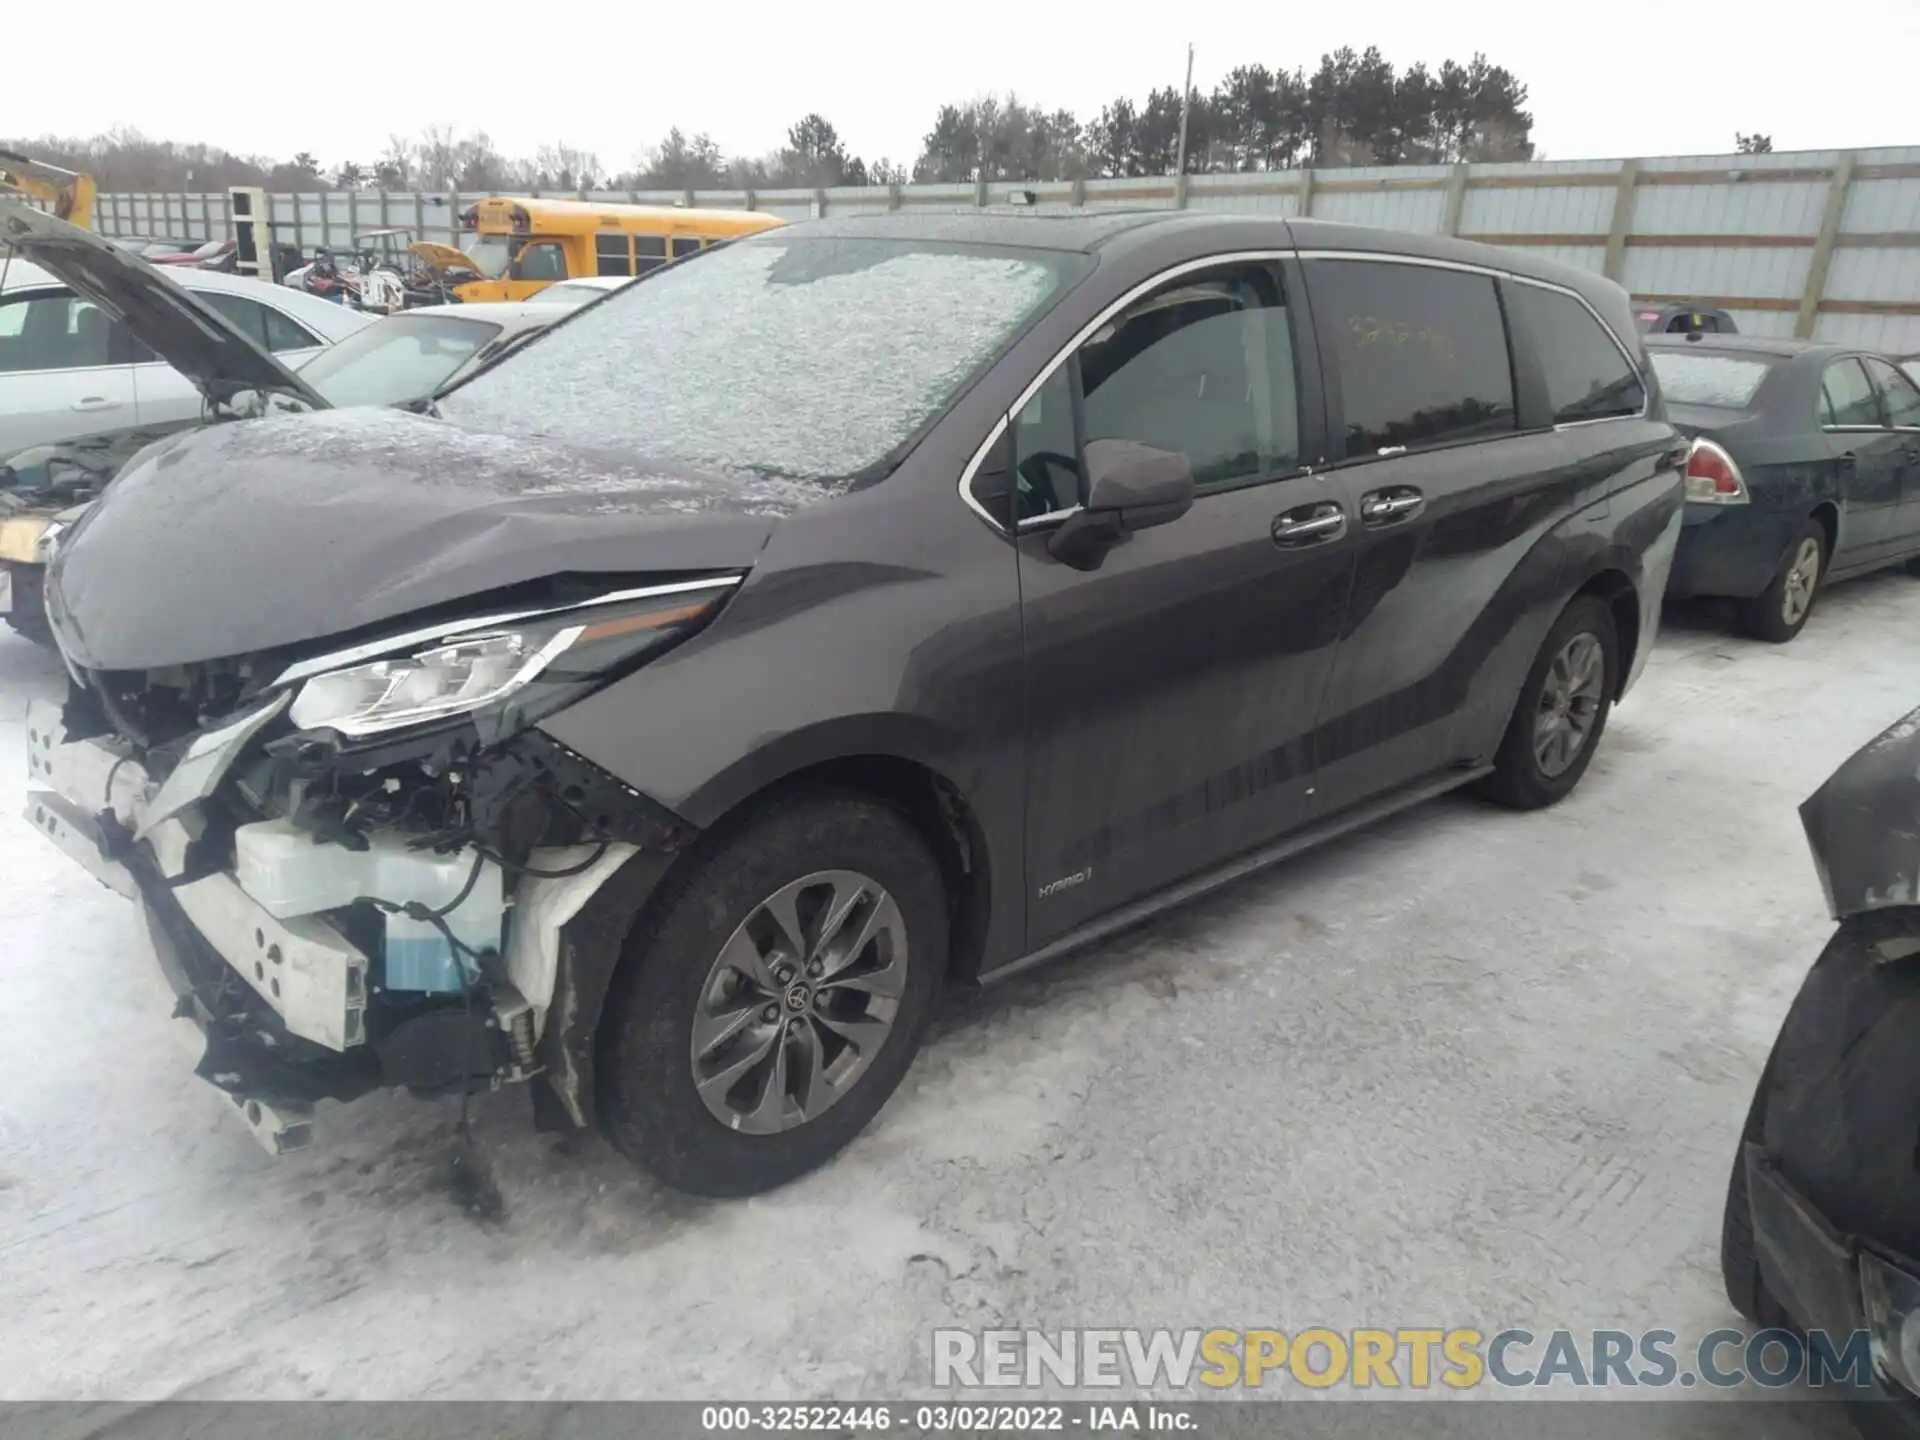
[26,572,735,1153]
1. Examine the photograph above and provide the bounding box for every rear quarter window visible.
[1509,282,1645,424]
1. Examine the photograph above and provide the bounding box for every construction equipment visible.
[0,149,96,229]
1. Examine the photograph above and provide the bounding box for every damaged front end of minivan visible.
[26,574,735,1153]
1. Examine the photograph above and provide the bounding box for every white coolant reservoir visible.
[232,820,505,994]
[234,818,375,918]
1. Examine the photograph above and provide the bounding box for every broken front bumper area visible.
[1745,1147,1920,1435]
[24,697,542,1155]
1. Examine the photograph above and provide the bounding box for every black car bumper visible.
[1746,1144,1920,1435]
[1666,504,1806,601]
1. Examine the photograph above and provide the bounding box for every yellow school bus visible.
[450,197,784,301]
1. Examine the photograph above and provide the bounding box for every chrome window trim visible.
[1554,414,1645,432]
[957,249,1296,534]
[271,575,743,686]
[1018,504,1083,533]
[1502,272,1650,423]
[956,245,1663,536]
[1292,248,1503,277]
[955,413,1009,531]
[1305,252,1649,439]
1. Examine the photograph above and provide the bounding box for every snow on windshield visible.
[437,237,1082,485]
[1649,351,1776,409]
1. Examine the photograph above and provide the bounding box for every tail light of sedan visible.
[1685,438,1750,505]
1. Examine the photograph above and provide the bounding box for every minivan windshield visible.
[436,235,1090,483]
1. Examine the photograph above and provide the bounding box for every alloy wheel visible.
[689,869,909,1135]
[1533,631,1606,779]
[1781,537,1822,626]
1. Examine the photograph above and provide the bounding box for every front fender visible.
[1801,707,1920,919]
[670,711,972,830]
[531,845,679,1131]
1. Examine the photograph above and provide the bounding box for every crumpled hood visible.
[49,407,795,669]
[1800,705,1920,919]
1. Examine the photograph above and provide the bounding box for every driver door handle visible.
[1272,502,1347,548]
[70,396,122,413]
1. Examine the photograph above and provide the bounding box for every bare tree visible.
[26,46,1547,207]
[414,125,464,188]
[529,141,603,192]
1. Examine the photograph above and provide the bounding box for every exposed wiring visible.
[355,851,496,1202]
[474,840,611,879]
[103,752,131,807]
[348,840,604,1213]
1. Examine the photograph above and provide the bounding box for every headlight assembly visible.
[282,577,738,742]
[1861,1246,1920,1399]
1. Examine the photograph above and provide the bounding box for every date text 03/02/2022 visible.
[702,1404,1195,1432]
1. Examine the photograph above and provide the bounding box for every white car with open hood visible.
[0,208,575,643]
[0,250,373,457]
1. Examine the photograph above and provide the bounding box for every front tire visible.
[599,791,949,1197]
[1719,1053,1777,1325]
[1722,914,1920,1323]
[1480,595,1618,811]
[1736,521,1825,643]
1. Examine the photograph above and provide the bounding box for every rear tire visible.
[598,790,949,1197]
[1479,595,1618,810]
[1736,521,1825,643]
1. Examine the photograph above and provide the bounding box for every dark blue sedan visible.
[1651,335,1920,642]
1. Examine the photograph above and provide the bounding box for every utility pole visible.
[1173,43,1195,178]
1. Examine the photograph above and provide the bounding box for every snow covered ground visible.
[2,577,1913,1423]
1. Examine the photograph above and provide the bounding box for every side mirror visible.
[1047,440,1195,571]
[1084,439,1195,523]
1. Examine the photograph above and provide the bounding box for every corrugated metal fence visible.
[96,144,1920,351]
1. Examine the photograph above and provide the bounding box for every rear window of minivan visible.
[1648,350,1776,409]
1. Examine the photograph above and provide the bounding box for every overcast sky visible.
[12,0,1919,173]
